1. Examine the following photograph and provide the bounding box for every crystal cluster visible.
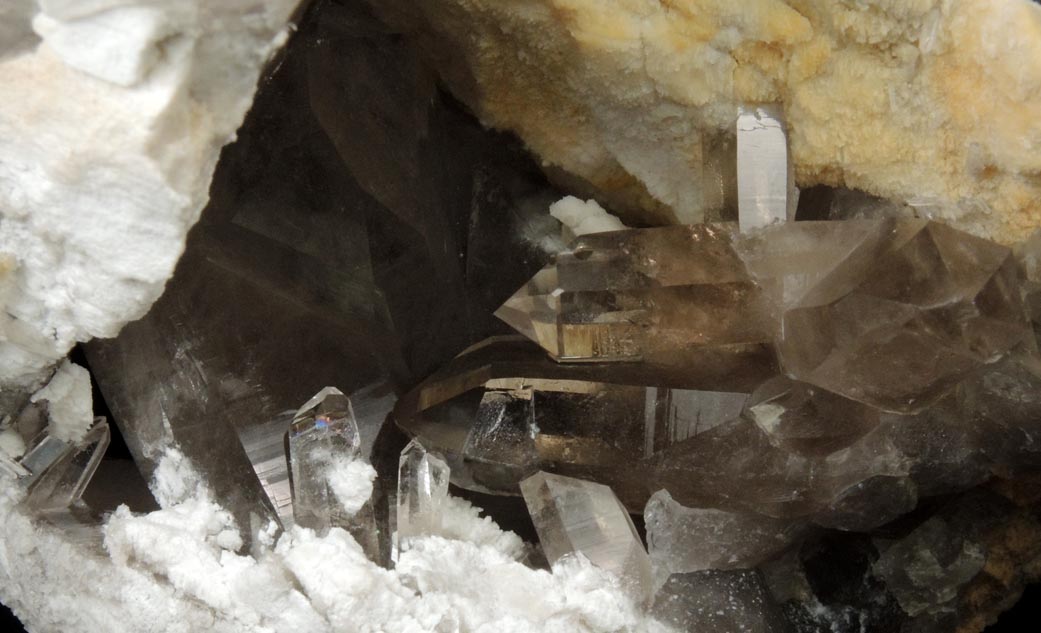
[34,1,1040,630]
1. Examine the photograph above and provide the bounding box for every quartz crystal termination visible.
[395,439,449,558]
[494,224,776,367]
[737,105,796,232]
[736,219,1033,413]
[520,471,653,603]
[501,219,1033,413]
[288,387,379,559]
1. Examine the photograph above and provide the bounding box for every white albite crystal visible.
[28,359,93,443]
[549,196,627,239]
[0,0,298,399]
[0,448,669,632]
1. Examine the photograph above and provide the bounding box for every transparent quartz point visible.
[287,387,379,560]
[520,471,653,603]
[21,417,111,513]
[395,438,450,558]
[494,224,775,365]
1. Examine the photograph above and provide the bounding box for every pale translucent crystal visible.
[736,104,796,232]
[22,418,110,513]
[287,387,361,530]
[653,570,786,633]
[395,439,449,555]
[494,225,774,365]
[644,490,807,575]
[236,411,294,528]
[520,471,653,602]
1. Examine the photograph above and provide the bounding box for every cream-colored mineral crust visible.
[369,0,1041,243]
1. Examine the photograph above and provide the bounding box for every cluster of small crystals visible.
[395,216,1041,627]
[44,2,1041,630]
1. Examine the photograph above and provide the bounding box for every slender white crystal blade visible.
[520,471,653,602]
[395,438,450,556]
[737,105,796,232]
[288,387,362,532]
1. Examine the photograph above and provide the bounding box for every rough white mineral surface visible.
[368,0,1041,243]
[0,0,298,399]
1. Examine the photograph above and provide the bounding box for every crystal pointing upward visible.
[287,387,361,531]
[737,105,797,232]
[520,471,654,603]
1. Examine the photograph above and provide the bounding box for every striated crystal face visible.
[520,471,653,602]
[495,224,776,367]
[395,439,450,556]
[736,104,797,232]
[235,411,295,529]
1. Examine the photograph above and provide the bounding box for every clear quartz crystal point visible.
[22,418,111,513]
[395,438,450,557]
[287,387,363,532]
[520,471,653,603]
[737,104,797,232]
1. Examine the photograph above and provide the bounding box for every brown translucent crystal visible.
[495,224,775,368]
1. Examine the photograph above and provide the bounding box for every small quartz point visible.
[22,418,111,513]
[644,490,807,575]
[520,471,653,603]
[395,438,450,558]
[288,387,378,558]
[236,411,295,528]
[737,105,797,232]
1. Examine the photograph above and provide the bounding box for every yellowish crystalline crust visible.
[369,0,1041,243]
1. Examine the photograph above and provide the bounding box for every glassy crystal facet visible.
[736,104,796,232]
[395,439,450,556]
[235,411,295,528]
[495,224,776,367]
[520,471,653,602]
[287,388,378,560]
[22,418,110,513]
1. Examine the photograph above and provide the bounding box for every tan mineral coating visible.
[368,0,1041,243]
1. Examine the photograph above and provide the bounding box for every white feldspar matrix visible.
[737,105,796,232]
[520,471,654,603]
[395,439,450,558]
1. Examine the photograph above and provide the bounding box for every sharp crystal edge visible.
[394,439,450,560]
[736,104,796,232]
[520,471,654,603]
[288,387,380,560]
[22,418,111,513]
[235,410,295,529]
